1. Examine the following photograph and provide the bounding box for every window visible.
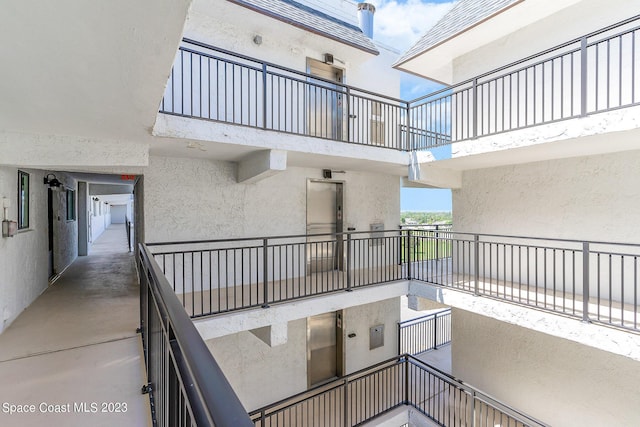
[66,189,76,221]
[17,170,29,229]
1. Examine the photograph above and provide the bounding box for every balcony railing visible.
[409,14,640,142]
[249,354,549,427]
[398,309,452,356]
[160,16,640,151]
[138,243,254,427]
[147,229,640,332]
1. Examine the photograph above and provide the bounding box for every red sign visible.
[121,174,136,181]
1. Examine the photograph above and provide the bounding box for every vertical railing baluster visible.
[347,233,352,291]
[580,36,588,116]
[582,242,590,322]
[262,238,269,308]
[474,235,480,296]
[262,63,267,129]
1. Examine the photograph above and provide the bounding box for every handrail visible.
[407,13,640,104]
[249,354,550,427]
[139,243,253,427]
[398,308,451,326]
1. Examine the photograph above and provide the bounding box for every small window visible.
[66,189,76,221]
[17,170,29,229]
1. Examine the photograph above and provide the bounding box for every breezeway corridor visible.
[0,225,149,427]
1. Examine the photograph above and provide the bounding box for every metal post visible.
[474,235,480,296]
[404,355,409,405]
[345,87,351,143]
[261,410,266,427]
[406,230,412,280]
[580,36,588,117]
[406,105,412,150]
[397,323,401,355]
[435,225,440,263]
[262,238,269,308]
[472,78,478,138]
[343,378,349,427]
[262,63,268,128]
[346,233,352,292]
[433,314,438,350]
[582,242,590,322]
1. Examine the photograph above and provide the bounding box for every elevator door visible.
[306,181,343,273]
[307,311,344,387]
[307,59,344,140]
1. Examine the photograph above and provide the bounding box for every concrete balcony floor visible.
[0,225,150,427]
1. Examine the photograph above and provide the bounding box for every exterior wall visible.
[451,0,635,83]
[343,297,400,374]
[452,149,640,243]
[451,308,640,426]
[144,155,399,243]
[207,298,401,411]
[110,205,126,224]
[207,318,308,411]
[0,167,49,334]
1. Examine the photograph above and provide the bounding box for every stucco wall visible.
[451,308,640,426]
[144,155,399,243]
[343,297,400,374]
[206,318,308,411]
[453,149,640,243]
[207,298,402,411]
[0,167,49,334]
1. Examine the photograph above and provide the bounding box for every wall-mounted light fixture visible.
[43,173,63,190]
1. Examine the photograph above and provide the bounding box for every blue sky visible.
[372,0,455,212]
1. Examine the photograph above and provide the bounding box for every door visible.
[47,188,55,279]
[306,181,344,273]
[307,311,344,387]
[307,59,344,140]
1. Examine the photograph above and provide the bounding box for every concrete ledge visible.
[409,281,640,361]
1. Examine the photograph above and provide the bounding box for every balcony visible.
[146,229,639,333]
[157,15,640,163]
[138,240,551,427]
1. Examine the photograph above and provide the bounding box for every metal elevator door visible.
[307,59,344,140]
[307,311,344,387]
[306,181,343,273]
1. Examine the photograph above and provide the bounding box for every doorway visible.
[306,180,344,273]
[47,188,55,279]
[307,59,345,140]
[307,310,344,387]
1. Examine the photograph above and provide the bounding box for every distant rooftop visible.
[394,0,522,67]
[228,0,379,55]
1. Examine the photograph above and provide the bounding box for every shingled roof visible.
[394,0,522,67]
[228,0,379,55]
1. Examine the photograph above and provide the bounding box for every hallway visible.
[0,225,150,426]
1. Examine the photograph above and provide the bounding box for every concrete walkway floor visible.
[0,225,150,427]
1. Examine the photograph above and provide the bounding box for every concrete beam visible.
[403,165,462,189]
[249,322,288,347]
[196,281,409,340]
[236,150,287,183]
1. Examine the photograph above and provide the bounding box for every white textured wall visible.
[0,167,49,334]
[453,149,640,243]
[144,155,399,242]
[206,319,308,411]
[451,308,640,427]
[343,298,400,374]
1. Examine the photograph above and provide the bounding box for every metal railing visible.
[147,229,406,318]
[149,229,640,332]
[411,231,640,332]
[138,243,254,427]
[125,216,133,252]
[408,14,640,143]
[249,354,548,427]
[398,309,452,356]
[160,16,640,150]
[160,39,450,151]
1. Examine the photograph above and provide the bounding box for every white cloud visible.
[371,0,455,50]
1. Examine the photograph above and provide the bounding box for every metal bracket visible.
[141,383,153,394]
[136,327,142,334]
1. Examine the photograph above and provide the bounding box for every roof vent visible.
[357,3,375,38]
